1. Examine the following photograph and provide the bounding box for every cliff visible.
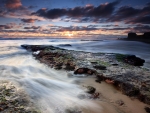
[125,32,150,44]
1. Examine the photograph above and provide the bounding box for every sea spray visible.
[0,40,102,112]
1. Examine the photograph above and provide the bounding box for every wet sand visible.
[76,76,149,113]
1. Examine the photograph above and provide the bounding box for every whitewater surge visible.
[0,39,102,113]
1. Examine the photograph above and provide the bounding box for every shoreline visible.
[18,44,150,112]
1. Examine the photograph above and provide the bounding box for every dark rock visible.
[93,65,106,70]
[54,63,63,70]
[74,68,95,75]
[95,74,105,83]
[124,55,145,66]
[138,94,150,105]
[115,100,124,106]
[111,63,118,66]
[128,33,137,39]
[58,44,72,46]
[122,32,150,44]
[86,86,96,94]
[144,32,150,38]
[120,83,140,97]
[145,107,150,113]
[116,54,145,66]
[90,61,98,64]
[64,62,75,71]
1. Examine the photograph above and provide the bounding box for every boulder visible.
[124,55,145,66]
[86,86,96,94]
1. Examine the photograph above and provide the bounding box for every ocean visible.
[0,38,150,112]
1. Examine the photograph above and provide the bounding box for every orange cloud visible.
[5,0,22,9]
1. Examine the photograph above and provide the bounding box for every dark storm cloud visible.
[133,25,150,30]
[108,2,150,24]
[21,19,37,23]
[5,0,22,9]
[104,27,129,30]
[57,26,98,32]
[109,6,140,21]
[0,25,13,29]
[125,25,150,33]
[33,0,120,19]
[126,16,150,24]
[102,24,119,27]
[24,26,40,29]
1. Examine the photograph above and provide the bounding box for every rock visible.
[95,74,105,83]
[58,44,72,46]
[90,61,98,64]
[111,63,118,66]
[128,33,137,39]
[105,79,115,84]
[93,65,106,70]
[145,107,150,113]
[74,68,95,75]
[138,94,150,105]
[64,62,75,71]
[115,100,124,106]
[116,54,145,66]
[86,86,96,94]
[120,83,140,97]
[124,55,145,66]
[144,32,150,38]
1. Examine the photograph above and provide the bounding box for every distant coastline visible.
[119,32,150,44]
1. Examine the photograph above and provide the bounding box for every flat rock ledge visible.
[21,44,150,105]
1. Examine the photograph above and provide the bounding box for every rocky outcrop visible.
[124,32,150,44]
[116,54,145,66]
[128,33,137,39]
[21,44,150,105]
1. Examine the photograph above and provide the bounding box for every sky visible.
[0,0,150,38]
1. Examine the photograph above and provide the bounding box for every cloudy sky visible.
[0,0,150,38]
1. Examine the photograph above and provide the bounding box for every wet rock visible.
[138,94,150,105]
[58,44,72,46]
[120,83,140,97]
[111,63,118,66]
[85,86,96,94]
[90,61,98,64]
[145,107,150,113]
[93,65,106,70]
[124,55,145,66]
[64,62,75,71]
[95,74,105,83]
[115,100,124,106]
[74,68,95,75]
[116,54,145,66]
[54,63,63,70]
